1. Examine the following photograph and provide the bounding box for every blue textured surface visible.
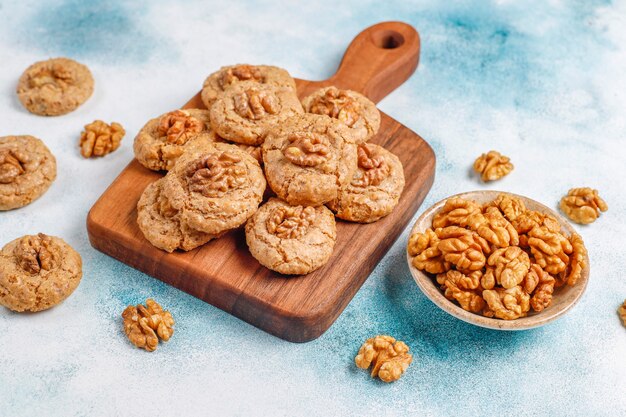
[0,1,624,416]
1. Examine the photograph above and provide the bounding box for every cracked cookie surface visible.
[327,143,404,223]
[17,57,94,116]
[301,86,380,144]
[245,198,336,275]
[201,64,296,108]
[209,82,303,145]
[160,142,266,235]
[0,233,82,312]
[262,114,358,206]
[0,135,56,211]
[134,109,213,171]
[137,177,216,252]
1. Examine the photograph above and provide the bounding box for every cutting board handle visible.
[327,21,420,104]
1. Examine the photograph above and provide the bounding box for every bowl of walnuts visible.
[406,191,589,330]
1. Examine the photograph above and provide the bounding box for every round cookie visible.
[17,57,94,116]
[137,178,216,252]
[302,87,380,143]
[0,135,56,211]
[327,143,405,223]
[209,82,303,145]
[0,233,82,312]
[201,64,296,108]
[160,142,266,235]
[134,109,213,171]
[245,198,336,275]
[262,113,358,206]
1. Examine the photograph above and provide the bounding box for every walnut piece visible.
[485,193,526,222]
[482,286,530,320]
[355,335,412,383]
[437,270,485,313]
[512,209,560,235]
[528,264,556,312]
[79,120,125,158]
[122,298,174,352]
[309,87,360,127]
[283,132,331,167]
[560,187,608,224]
[473,150,513,182]
[618,300,626,327]
[351,143,390,187]
[436,226,491,272]
[466,206,519,248]
[28,62,74,91]
[157,110,203,145]
[0,149,27,184]
[266,205,316,239]
[186,151,247,197]
[220,64,263,88]
[13,233,56,274]
[233,88,280,120]
[432,197,481,229]
[408,228,451,274]
[527,226,572,275]
[558,233,587,286]
[486,246,530,289]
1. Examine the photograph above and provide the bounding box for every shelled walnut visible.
[0,149,27,184]
[122,299,174,352]
[308,87,360,127]
[233,88,279,120]
[186,151,247,197]
[560,187,608,224]
[473,150,513,182]
[14,233,56,274]
[79,120,125,158]
[157,110,203,145]
[407,228,450,274]
[355,335,412,382]
[618,300,626,327]
[266,205,316,239]
[351,143,390,187]
[220,64,263,87]
[283,132,330,167]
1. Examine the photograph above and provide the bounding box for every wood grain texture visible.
[87,22,435,342]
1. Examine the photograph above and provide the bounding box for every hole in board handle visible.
[371,30,405,49]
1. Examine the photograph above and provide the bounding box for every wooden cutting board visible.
[87,21,435,342]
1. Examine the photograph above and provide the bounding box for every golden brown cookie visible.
[302,87,380,143]
[201,64,296,108]
[137,178,216,252]
[327,143,405,223]
[0,135,56,211]
[262,113,358,206]
[17,57,94,116]
[160,142,266,235]
[0,233,82,312]
[245,198,336,275]
[134,109,213,171]
[209,82,303,145]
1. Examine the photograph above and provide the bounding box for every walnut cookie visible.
[137,178,216,253]
[327,143,405,223]
[209,81,303,146]
[245,198,336,275]
[201,64,297,108]
[134,109,213,171]
[0,135,56,211]
[17,57,94,116]
[0,233,82,312]
[302,86,381,144]
[159,142,266,236]
[262,113,358,206]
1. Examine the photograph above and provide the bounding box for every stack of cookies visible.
[134,64,405,275]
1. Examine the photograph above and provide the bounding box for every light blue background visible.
[0,1,624,416]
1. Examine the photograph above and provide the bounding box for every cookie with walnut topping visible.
[160,142,266,236]
[262,113,357,206]
[201,64,297,108]
[245,198,336,275]
[209,82,303,146]
[301,87,380,143]
[134,109,213,171]
[327,143,405,223]
[17,57,94,116]
[0,135,56,211]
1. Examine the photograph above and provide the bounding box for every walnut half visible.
[13,233,56,274]
[308,87,360,127]
[355,335,412,382]
[0,149,27,184]
[618,300,626,328]
[122,299,174,352]
[220,64,264,88]
[79,120,125,158]
[473,150,513,181]
[157,110,203,145]
[186,151,247,197]
[560,187,608,224]
[266,205,316,239]
[283,132,331,167]
[233,88,280,120]
[351,143,390,187]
